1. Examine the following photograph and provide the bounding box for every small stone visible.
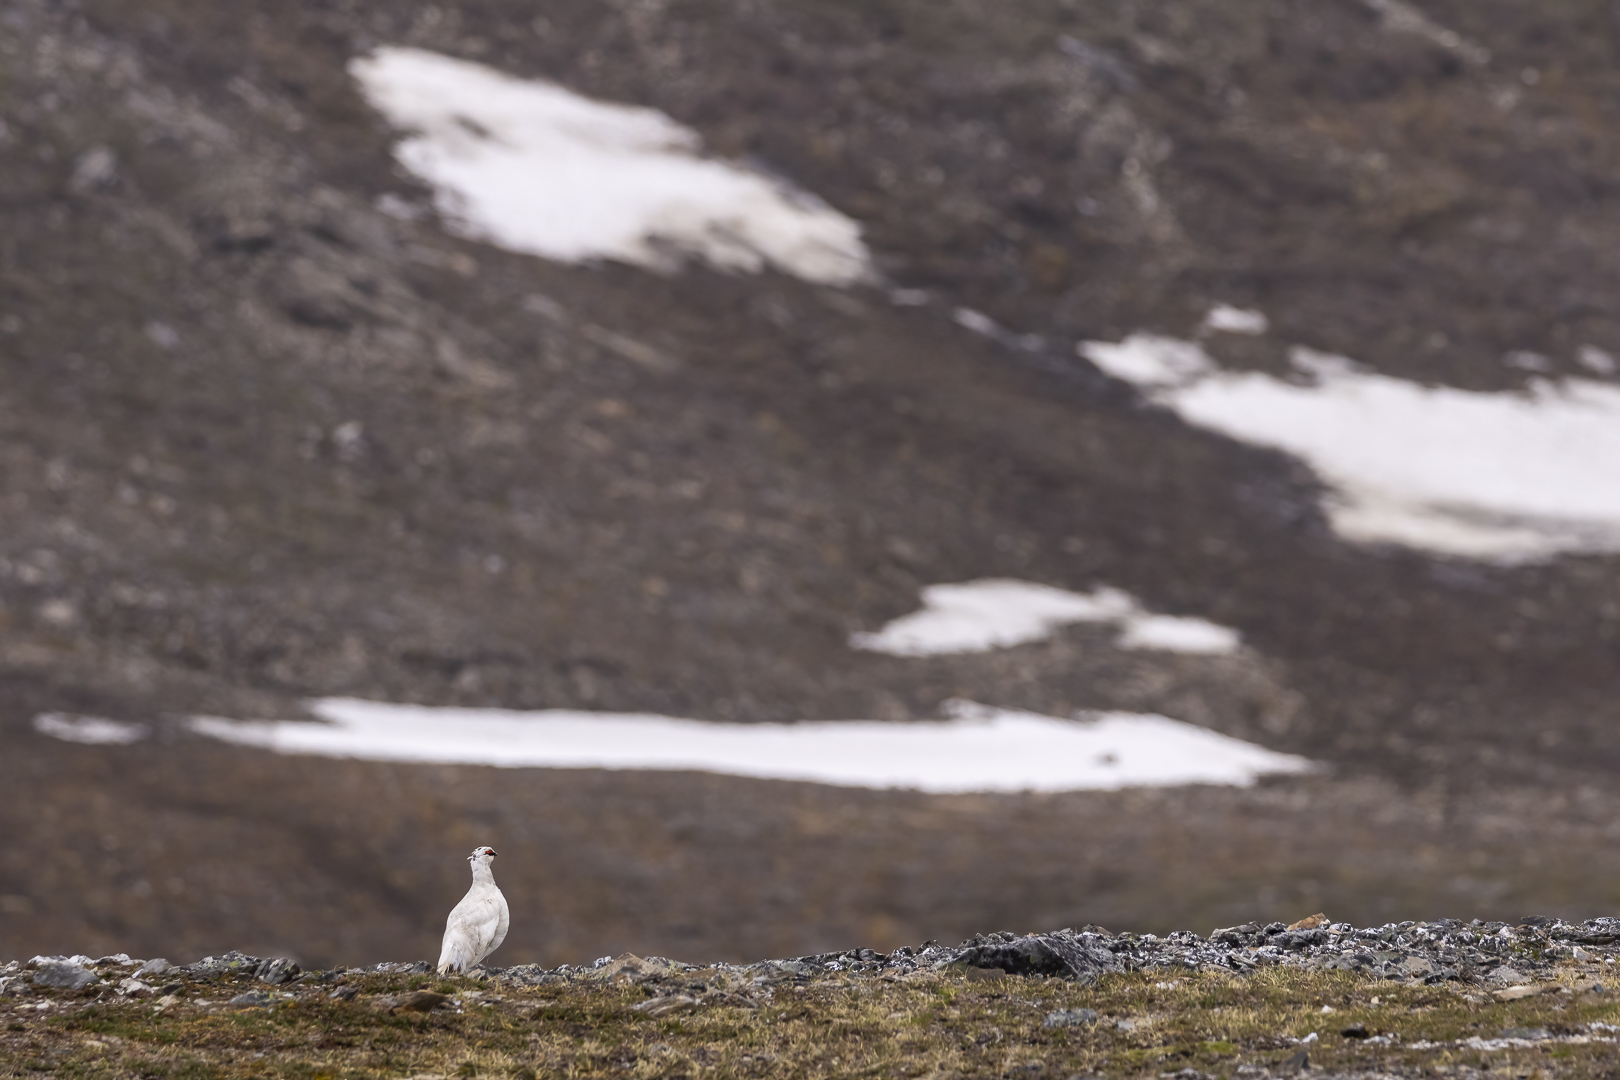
[227,990,274,1008]
[32,962,100,990]
[392,990,450,1013]
[631,994,700,1017]
[594,953,679,981]
[1043,1008,1098,1028]
[70,146,118,192]
[1402,956,1436,978]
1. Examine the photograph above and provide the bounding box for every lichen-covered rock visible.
[185,951,263,978]
[255,958,302,985]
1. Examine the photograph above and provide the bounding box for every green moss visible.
[14,966,1620,1078]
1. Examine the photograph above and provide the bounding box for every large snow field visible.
[176,698,1309,793]
[350,47,871,286]
[850,579,1241,657]
[1082,332,1620,562]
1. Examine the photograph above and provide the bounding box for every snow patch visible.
[349,47,870,286]
[1579,345,1617,376]
[1082,333,1620,562]
[33,713,149,745]
[1115,615,1242,655]
[186,698,1311,793]
[1202,304,1268,335]
[850,579,1242,657]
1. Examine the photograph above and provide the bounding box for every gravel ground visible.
[10,914,1617,993]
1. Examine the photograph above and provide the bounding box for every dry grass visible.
[8,962,1620,1078]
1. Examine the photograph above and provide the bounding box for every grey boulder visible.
[32,961,101,990]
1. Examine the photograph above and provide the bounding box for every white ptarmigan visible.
[436,846,510,974]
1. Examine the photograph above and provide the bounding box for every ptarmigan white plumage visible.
[437,845,510,974]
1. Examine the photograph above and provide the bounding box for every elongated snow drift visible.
[185,698,1312,793]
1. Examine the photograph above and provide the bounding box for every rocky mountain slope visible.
[3,0,1620,967]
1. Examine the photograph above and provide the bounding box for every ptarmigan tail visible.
[437,934,478,975]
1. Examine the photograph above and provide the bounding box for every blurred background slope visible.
[3,0,1620,966]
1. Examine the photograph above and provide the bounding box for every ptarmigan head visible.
[468,846,498,865]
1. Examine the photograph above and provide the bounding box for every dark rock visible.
[227,990,275,1008]
[32,962,100,990]
[953,931,1122,983]
[1274,929,1327,952]
[392,990,450,1013]
[1211,924,1258,946]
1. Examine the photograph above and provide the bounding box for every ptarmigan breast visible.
[437,845,510,974]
